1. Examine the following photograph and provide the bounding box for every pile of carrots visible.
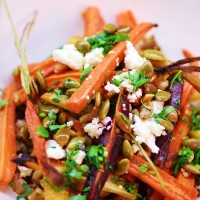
[0,5,199,200]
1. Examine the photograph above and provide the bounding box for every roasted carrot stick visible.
[0,84,17,185]
[128,155,197,200]
[65,23,156,113]
[116,10,137,27]
[25,100,65,187]
[82,6,105,36]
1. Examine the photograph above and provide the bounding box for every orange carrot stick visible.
[0,84,17,185]
[25,100,65,187]
[65,23,156,113]
[128,155,197,200]
[82,6,105,36]
[116,10,137,27]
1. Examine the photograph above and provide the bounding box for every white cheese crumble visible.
[84,47,104,67]
[84,117,105,139]
[18,166,32,178]
[127,89,142,103]
[132,115,166,154]
[120,79,133,93]
[67,120,74,127]
[104,82,120,93]
[46,140,65,160]
[71,150,86,165]
[101,116,111,126]
[152,100,164,114]
[124,41,146,70]
[181,168,191,178]
[53,44,84,70]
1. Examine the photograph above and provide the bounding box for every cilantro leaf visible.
[17,183,32,200]
[153,106,176,121]
[68,195,87,200]
[80,65,93,83]
[190,105,200,130]
[172,146,193,176]
[124,181,136,193]
[36,125,49,138]
[139,164,148,174]
[53,88,64,103]
[0,99,8,109]
[170,70,183,89]
[48,124,66,131]
[87,32,130,55]
[86,144,108,169]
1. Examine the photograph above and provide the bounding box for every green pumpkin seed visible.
[183,164,200,175]
[38,103,59,114]
[58,111,67,124]
[142,94,155,102]
[188,130,200,139]
[95,91,102,107]
[65,88,77,96]
[144,83,157,94]
[75,39,90,53]
[155,91,171,101]
[67,136,86,150]
[30,76,39,96]
[182,138,200,150]
[99,99,110,120]
[54,127,71,147]
[122,140,134,159]
[104,23,117,33]
[42,116,54,128]
[139,101,153,120]
[36,69,46,90]
[165,106,178,123]
[20,125,32,146]
[114,159,130,176]
[158,118,174,132]
[79,113,96,124]
[115,112,131,133]
[116,25,132,33]
[140,60,154,78]
[63,78,80,89]
[143,49,165,61]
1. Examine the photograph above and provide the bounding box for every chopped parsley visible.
[124,181,136,193]
[170,70,183,89]
[63,143,85,186]
[68,194,87,200]
[82,186,91,193]
[191,147,200,171]
[179,116,188,124]
[80,65,93,83]
[48,110,57,120]
[139,164,148,174]
[172,146,193,176]
[190,105,200,130]
[0,99,8,109]
[36,125,49,138]
[153,106,176,121]
[17,183,32,200]
[86,144,108,169]
[53,88,64,103]
[48,124,67,131]
[121,113,131,125]
[87,32,130,55]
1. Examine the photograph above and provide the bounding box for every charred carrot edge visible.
[116,10,137,27]
[0,84,17,185]
[82,6,105,36]
[128,155,197,200]
[25,100,65,187]
[66,23,156,114]
[46,71,81,89]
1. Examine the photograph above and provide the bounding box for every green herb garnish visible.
[139,164,148,174]
[124,181,136,193]
[170,70,183,89]
[48,124,67,131]
[68,195,87,200]
[13,68,19,76]
[16,183,32,200]
[80,65,93,83]
[0,100,8,109]
[190,104,200,130]
[36,125,49,138]
[153,106,176,121]
[121,113,131,125]
[86,144,108,169]
[172,146,193,176]
[87,32,130,55]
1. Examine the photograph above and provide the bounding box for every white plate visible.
[0,0,200,199]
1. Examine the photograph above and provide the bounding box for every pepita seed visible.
[116,25,132,33]
[144,83,157,94]
[182,138,200,150]
[38,103,59,114]
[95,91,102,107]
[158,118,174,132]
[42,116,54,128]
[115,112,131,133]
[79,113,96,124]
[188,130,200,139]
[65,88,77,96]
[58,111,67,124]
[75,39,90,53]
[155,91,171,102]
[183,164,200,175]
[36,70,46,90]
[99,99,110,120]
[63,78,80,89]
[54,127,71,147]
[140,60,154,78]
[114,158,130,176]
[122,140,134,159]
[67,136,85,151]
[143,49,165,61]
[165,106,178,123]
[104,23,117,33]
[30,76,39,96]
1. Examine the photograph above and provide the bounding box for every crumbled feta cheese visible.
[71,150,86,165]
[16,119,26,128]
[104,82,120,93]
[46,140,65,160]
[18,166,32,178]
[84,47,104,67]
[86,95,90,100]
[53,44,84,70]
[67,120,74,127]
[132,144,140,153]
[101,116,111,126]
[116,57,119,66]
[181,168,191,177]
[120,80,133,92]
[124,41,146,69]
[152,100,164,114]
[84,118,104,139]
[127,89,142,103]
[132,115,166,153]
